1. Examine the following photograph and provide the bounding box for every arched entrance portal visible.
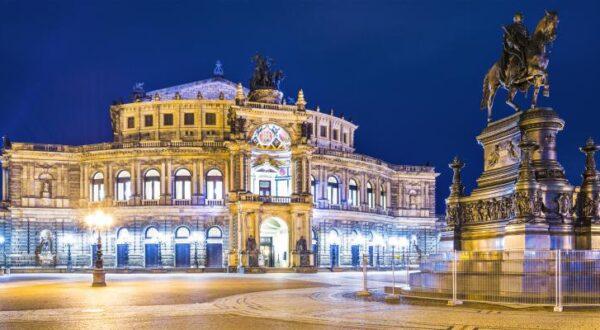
[259,218,289,268]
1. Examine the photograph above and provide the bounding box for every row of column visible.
[314,165,391,207]
[80,159,227,202]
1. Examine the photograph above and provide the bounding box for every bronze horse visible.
[481,11,559,122]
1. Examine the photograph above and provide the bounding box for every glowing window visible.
[91,172,105,202]
[174,168,192,200]
[116,171,131,201]
[144,169,160,200]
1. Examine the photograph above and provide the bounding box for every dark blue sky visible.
[1,1,599,213]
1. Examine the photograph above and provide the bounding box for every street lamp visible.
[0,236,6,273]
[191,231,204,269]
[85,210,113,287]
[64,234,75,271]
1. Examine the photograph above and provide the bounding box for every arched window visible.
[144,169,160,200]
[175,226,191,239]
[206,169,223,200]
[381,185,387,209]
[367,182,375,208]
[310,175,317,203]
[174,168,192,200]
[90,172,105,202]
[328,229,340,245]
[207,226,223,239]
[348,179,359,207]
[327,176,339,205]
[117,228,131,243]
[145,226,159,239]
[115,171,131,201]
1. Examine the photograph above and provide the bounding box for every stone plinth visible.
[92,268,106,287]
[504,223,550,251]
[248,89,283,104]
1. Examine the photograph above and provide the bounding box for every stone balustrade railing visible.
[313,148,435,173]
[314,203,396,217]
[237,194,312,204]
[7,141,226,153]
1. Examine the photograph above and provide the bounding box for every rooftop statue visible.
[249,54,284,91]
[481,11,559,122]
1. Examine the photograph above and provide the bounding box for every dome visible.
[146,76,249,101]
[145,61,250,101]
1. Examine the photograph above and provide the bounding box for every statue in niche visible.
[40,180,51,198]
[35,230,55,266]
[247,234,258,267]
[295,236,307,252]
[301,122,313,140]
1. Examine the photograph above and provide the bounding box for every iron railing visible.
[406,249,600,310]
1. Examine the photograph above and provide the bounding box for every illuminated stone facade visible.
[0,64,438,270]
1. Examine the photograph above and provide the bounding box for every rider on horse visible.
[499,12,530,86]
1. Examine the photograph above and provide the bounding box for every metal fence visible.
[406,250,600,311]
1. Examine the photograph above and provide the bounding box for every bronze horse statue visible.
[481,11,559,122]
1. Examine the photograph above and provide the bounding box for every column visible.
[1,162,8,202]
[160,161,166,197]
[83,165,89,201]
[135,162,142,201]
[106,163,113,201]
[198,160,205,197]
[239,152,245,192]
[166,160,172,201]
[79,164,85,201]
[130,162,137,198]
[192,161,198,203]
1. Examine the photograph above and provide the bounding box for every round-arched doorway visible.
[259,217,289,268]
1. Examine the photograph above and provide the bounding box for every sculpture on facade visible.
[555,192,573,222]
[131,82,146,101]
[250,54,284,91]
[301,122,313,140]
[246,234,258,267]
[34,230,55,266]
[481,11,559,122]
[295,236,308,252]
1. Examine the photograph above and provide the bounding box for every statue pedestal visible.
[590,224,600,249]
[248,89,283,104]
[438,230,460,252]
[504,222,550,250]
[92,268,106,287]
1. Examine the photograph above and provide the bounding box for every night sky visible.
[1,1,599,213]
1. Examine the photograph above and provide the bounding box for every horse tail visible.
[481,70,491,110]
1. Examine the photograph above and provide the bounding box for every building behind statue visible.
[0,58,438,271]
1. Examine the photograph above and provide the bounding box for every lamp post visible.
[64,234,75,271]
[356,233,371,297]
[191,231,203,269]
[0,236,6,274]
[85,210,112,287]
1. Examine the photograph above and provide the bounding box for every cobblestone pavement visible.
[0,272,599,329]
